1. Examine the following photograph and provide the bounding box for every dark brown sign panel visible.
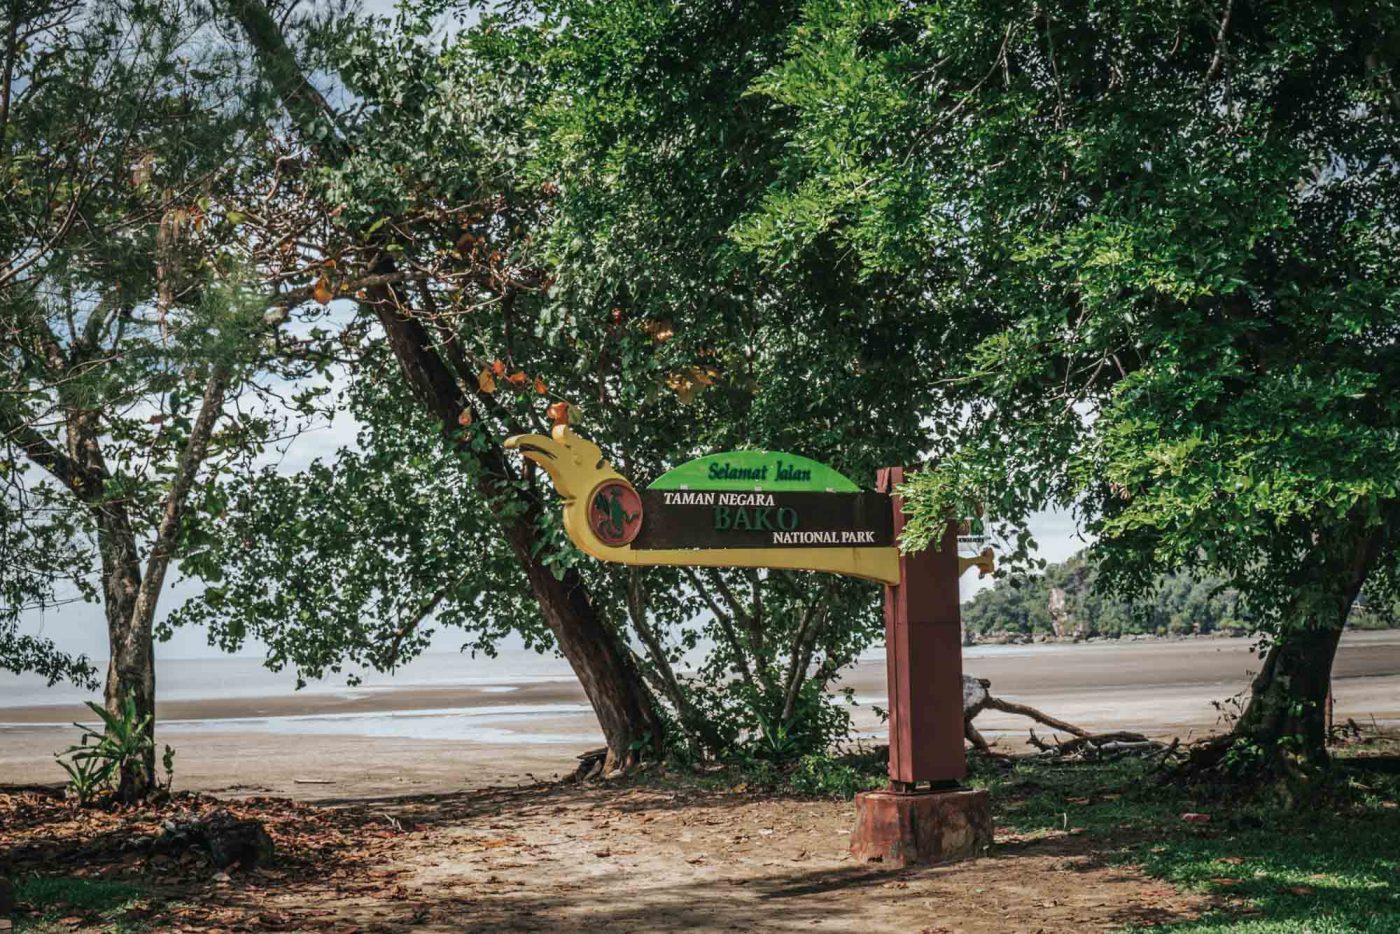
[633,490,894,551]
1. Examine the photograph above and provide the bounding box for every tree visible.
[1,0,287,799]
[183,0,944,765]
[742,0,1400,788]
[961,551,1254,641]
[219,0,666,770]
[525,0,938,756]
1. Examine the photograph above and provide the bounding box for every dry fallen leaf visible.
[641,318,674,342]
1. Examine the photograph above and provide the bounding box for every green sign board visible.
[505,423,903,583]
[647,451,860,493]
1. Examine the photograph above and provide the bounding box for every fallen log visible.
[1049,731,1151,755]
[962,675,1177,763]
[1026,729,1170,762]
[982,695,1092,739]
[961,673,1093,751]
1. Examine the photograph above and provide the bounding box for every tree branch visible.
[224,0,347,160]
[127,361,231,638]
[1203,0,1233,87]
[0,411,101,498]
[683,566,758,692]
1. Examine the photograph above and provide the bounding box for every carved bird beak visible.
[504,433,561,463]
[505,425,617,503]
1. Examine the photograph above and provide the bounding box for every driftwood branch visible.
[983,696,1092,738]
[963,674,1176,763]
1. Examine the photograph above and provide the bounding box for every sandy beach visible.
[3,631,1397,801]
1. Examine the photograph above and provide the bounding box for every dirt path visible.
[3,780,1212,933]
[266,783,1209,933]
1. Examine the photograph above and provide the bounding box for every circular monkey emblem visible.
[588,480,644,546]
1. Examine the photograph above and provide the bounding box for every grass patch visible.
[970,742,1400,933]
[13,875,146,933]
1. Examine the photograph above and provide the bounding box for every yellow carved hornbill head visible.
[505,403,638,563]
[505,405,621,502]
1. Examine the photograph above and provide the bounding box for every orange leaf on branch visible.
[665,371,697,405]
[477,369,497,393]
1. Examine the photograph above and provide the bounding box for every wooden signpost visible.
[507,411,994,866]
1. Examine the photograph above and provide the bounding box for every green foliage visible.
[729,677,855,763]
[193,0,1400,767]
[170,351,553,680]
[0,0,290,700]
[53,732,113,807]
[780,752,885,798]
[742,0,1400,644]
[53,696,174,805]
[963,550,1255,640]
[174,0,951,761]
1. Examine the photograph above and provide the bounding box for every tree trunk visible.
[1208,517,1387,798]
[107,364,229,800]
[510,538,664,770]
[1232,622,1343,771]
[368,274,662,767]
[94,502,154,802]
[59,399,155,802]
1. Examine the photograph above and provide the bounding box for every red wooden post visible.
[848,467,991,866]
[879,466,966,786]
